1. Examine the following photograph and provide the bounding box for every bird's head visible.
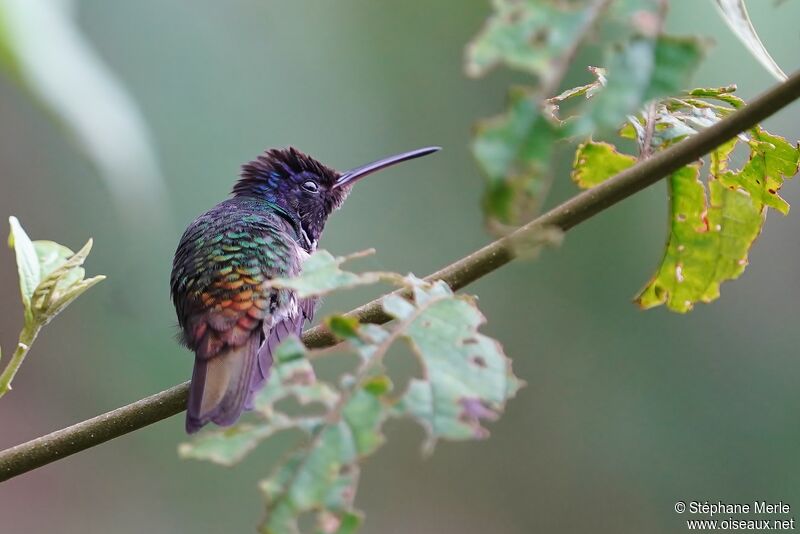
[233,146,440,247]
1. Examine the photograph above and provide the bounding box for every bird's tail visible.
[186,333,260,434]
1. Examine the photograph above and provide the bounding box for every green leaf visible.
[544,66,606,123]
[324,315,360,340]
[687,85,744,110]
[603,84,799,312]
[178,422,292,467]
[181,337,334,469]
[621,86,744,152]
[8,219,106,326]
[571,141,636,188]
[8,216,40,314]
[326,511,362,534]
[572,35,704,135]
[34,241,81,281]
[473,32,702,227]
[259,387,385,534]
[254,336,339,416]
[645,36,706,101]
[389,278,523,451]
[2,220,105,397]
[713,0,787,81]
[717,127,800,215]
[183,259,521,533]
[30,239,106,324]
[362,375,392,396]
[29,240,84,315]
[465,0,596,80]
[472,87,560,226]
[636,162,765,312]
[267,250,386,299]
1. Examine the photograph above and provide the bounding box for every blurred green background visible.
[1,1,799,532]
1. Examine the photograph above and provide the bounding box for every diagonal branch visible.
[2,71,800,483]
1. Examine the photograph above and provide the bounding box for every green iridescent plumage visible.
[171,145,440,433]
[171,148,350,433]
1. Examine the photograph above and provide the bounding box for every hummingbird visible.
[171,145,440,433]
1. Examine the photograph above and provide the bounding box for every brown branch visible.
[2,70,800,483]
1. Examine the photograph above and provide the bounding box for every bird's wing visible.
[171,203,301,349]
[246,295,318,408]
[170,201,304,431]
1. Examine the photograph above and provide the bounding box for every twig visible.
[1,70,800,483]
[0,325,41,398]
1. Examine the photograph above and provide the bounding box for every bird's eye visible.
[302,180,319,193]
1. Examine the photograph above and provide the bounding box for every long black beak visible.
[333,146,441,189]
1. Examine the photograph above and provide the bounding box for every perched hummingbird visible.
[171,146,440,433]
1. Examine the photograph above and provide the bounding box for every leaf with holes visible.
[266,250,389,299]
[620,86,743,150]
[571,141,636,188]
[465,0,597,81]
[388,277,523,452]
[259,387,386,534]
[567,84,799,312]
[178,422,293,467]
[570,35,704,136]
[179,260,522,533]
[253,336,339,415]
[472,87,561,226]
[635,129,798,312]
[545,66,606,123]
[180,336,336,468]
[635,163,766,312]
[717,127,800,215]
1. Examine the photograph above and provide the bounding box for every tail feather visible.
[243,299,317,409]
[244,318,293,410]
[186,334,260,433]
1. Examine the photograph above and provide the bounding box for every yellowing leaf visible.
[571,141,636,188]
[635,135,789,312]
[718,128,800,215]
[687,85,744,109]
[636,164,762,312]
[619,85,800,312]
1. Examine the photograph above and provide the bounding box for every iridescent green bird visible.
[171,146,440,433]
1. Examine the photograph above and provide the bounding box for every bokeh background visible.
[1,2,799,533]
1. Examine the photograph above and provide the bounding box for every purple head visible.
[233,146,440,246]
